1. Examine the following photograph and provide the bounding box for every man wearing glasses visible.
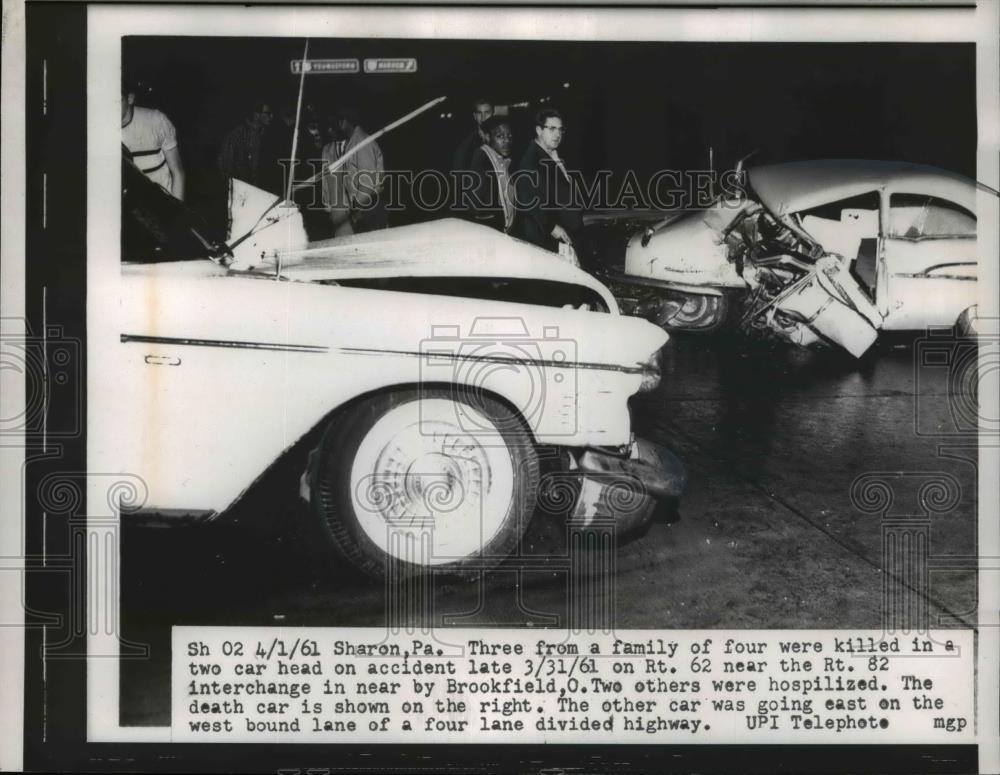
[513,108,584,261]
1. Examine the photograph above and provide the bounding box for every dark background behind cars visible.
[123,38,976,230]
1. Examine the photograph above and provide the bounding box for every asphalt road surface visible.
[120,332,980,726]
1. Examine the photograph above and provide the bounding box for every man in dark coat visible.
[451,97,494,172]
[469,116,515,233]
[217,102,273,188]
[512,107,584,257]
[258,104,295,196]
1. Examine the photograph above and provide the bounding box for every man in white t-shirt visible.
[121,86,185,200]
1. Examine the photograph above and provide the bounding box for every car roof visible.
[747,160,977,215]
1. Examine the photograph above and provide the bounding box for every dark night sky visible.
[125,37,976,219]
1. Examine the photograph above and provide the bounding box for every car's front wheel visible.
[309,389,539,578]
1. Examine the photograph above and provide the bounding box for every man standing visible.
[451,98,493,216]
[336,107,386,233]
[217,103,274,187]
[469,117,515,233]
[258,104,297,196]
[513,108,583,258]
[452,97,494,172]
[121,84,185,200]
[321,117,353,237]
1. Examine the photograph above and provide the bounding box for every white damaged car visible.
[608,160,984,357]
[116,161,683,577]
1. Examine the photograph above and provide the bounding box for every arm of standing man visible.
[152,110,185,200]
[469,147,498,227]
[164,145,185,201]
[513,147,554,241]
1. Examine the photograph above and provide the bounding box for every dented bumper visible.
[570,438,687,536]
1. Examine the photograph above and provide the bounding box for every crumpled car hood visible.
[623,200,756,290]
[242,219,619,311]
[616,159,984,358]
[218,178,620,310]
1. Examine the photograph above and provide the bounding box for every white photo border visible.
[72,3,1000,768]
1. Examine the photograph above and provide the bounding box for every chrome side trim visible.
[121,334,328,353]
[340,346,645,375]
[120,334,645,374]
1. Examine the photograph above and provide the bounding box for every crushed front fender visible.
[570,438,687,536]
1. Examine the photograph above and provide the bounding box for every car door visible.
[879,192,977,330]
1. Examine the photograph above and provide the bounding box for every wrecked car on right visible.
[611,160,984,357]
